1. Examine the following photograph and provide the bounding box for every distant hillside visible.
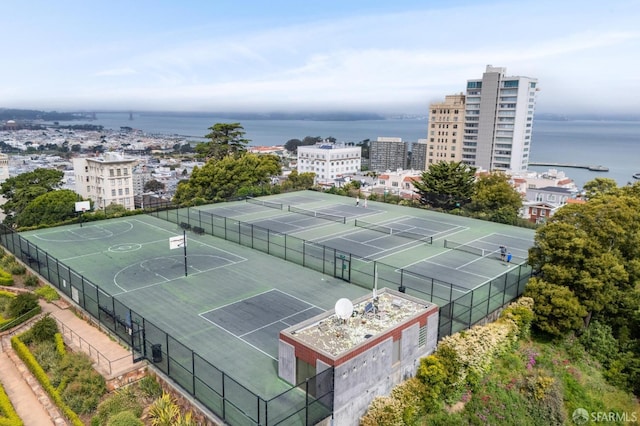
[537,112,640,121]
[139,111,386,121]
[0,108,86,121]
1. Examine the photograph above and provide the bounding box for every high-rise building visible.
[370,137,408,172]
[463,65,538,172]
[426,94,466,167]
[410,139,428,171]
[73,152,137,210]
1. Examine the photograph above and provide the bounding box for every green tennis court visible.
[15,190,535,424]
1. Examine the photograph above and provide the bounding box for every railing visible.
[0,306,42,332]
[53,318,130,376]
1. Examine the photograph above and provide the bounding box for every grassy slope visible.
[422,335,640,425]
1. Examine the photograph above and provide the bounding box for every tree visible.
[528,189,640,333]
[16,189,82,228]
[173,153,281,204]
[413,161,476,210]
[468,172,523,224]
[284,139,303,154]
[582,177,619,199]
[195,123,250,161]
[524,278,588,337]
[0,168,64,226]
[144,179,165,193]
[282,170,315,190]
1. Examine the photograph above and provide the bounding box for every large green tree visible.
[467,172,523,224]
[528,181,640,331]
[282,170,315,190]
[16,189,83,228]
[0,168,64,226]
[195,123,250,161]
[173,153,281,204]
[413,161,476,210]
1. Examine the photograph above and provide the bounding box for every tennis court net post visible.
[245,196,283,210]
[443,239,487,257]
[354,219,433,244]
[288,205,346,224]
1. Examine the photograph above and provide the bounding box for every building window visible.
[109,169,114,177]
[392,338,401,365]
[111,189,116,196]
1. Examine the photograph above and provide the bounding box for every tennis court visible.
[14,190,535,424]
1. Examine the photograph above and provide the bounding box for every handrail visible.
[0,306,42,332]
[53,318,130,375]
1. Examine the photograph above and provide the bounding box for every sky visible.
[1,0,639,116]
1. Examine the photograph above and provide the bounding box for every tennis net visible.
[288,205,346,224]
[246,197,283,210]
[444,239,492,257]
[355,219,433,244]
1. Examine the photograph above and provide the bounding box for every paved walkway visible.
[0,296,143,425]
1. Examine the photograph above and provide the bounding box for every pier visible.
[528,162,609,172]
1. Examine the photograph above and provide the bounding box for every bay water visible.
[79,112,640,189]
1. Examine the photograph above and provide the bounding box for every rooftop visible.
[283,289,432,358]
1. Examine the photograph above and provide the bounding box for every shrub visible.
[34,285,60,302]
[138,375,163,399]
[55,333,66,357]
[106,410,144,426]
[23,274,40,287]
[92,387,143,426]
[148,392,180,426]
[360,395,404,426]
[578,321,619,368]
[10,336,84,426]
[6,262,26,276]
[29,315,59,343]
[0,269,13,286]
[31,340,62,372]
[0,381,23,426]
[8,292,39,317]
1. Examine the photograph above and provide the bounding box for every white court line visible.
[200,288,278,314]
[198,314,277,361]
[422,259,491,279]
[239,306,317,337]
[131,218,248,262]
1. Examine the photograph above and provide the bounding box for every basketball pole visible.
[183,229,188,277]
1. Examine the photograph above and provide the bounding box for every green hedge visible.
[54,333,66,357]
[10,336,83,426]
[0,380,23,426]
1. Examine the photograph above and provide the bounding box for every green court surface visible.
[17,190,535,414]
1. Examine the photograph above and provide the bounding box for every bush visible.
[138,375,163,399]
[92,387,143,426]
[29,315,59,343]
[0,380,23,426]
[8,292,39,317]
[0,269,13,286]
[34,285,60,302]
[24,274,40,287]
[55,333,66,357]
[106,410,143,426]
[6,262,26,276]
[31,340,62,372]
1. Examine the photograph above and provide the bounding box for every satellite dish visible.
[334,298,354,320]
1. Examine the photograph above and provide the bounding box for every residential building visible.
[410,139,428,171]
[370,137,409,172]
[367,169,422,200]
[463,65,538,172]
[132,165,154,195]
[427,94,465,167]
[297,143,361,184]
[73,152,137,210]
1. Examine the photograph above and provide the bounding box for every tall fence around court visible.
[149,206,533,339]
[0,225,333,426]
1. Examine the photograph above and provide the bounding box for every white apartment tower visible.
[73,153,137,210]
[463,65,538,172]
[297,143,361,184]
[427,94,466,167]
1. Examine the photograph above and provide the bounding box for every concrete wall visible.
[278,339,296,385]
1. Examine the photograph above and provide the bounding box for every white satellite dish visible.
[334,298,354,320]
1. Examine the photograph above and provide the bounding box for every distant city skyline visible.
[2,0,639,115]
